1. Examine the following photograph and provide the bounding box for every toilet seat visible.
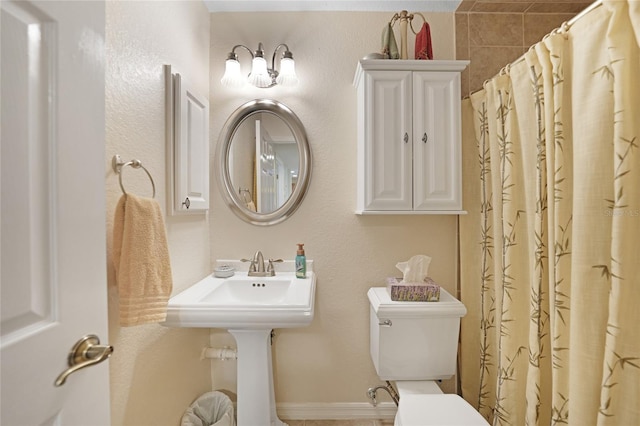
[395,394,489,426]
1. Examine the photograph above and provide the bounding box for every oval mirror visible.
[216,99,312,226]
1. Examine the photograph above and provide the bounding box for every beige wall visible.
[105,1,212,425]
[208,12,460,406]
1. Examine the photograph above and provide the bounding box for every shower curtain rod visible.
[564,0,603,29]
[465,0,603,99]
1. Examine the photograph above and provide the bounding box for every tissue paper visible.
[396,254,431,283]
[387,255,440,301]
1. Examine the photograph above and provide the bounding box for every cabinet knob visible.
[422,133,428,143]
[182,197,190,209]
[403,133,409,144]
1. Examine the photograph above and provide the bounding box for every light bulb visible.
[220,59,245,87]
[248,56,272,88]
[276,57,298,86]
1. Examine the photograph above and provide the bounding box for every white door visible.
[1,1,110,425]
[256,119,277,214]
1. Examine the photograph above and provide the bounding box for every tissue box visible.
[386,277,440,302]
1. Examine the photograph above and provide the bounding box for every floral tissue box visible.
[386,277,440,302]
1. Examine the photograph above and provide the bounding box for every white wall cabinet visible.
[165,65,210,214]
[353,60,468,214]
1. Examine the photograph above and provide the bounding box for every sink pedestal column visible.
[229,329,286,426]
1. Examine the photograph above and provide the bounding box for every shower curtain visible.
[459,1,640,425]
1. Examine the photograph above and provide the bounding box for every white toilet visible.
[368,287,489,426]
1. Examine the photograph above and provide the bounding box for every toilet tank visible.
[368,287,467,381]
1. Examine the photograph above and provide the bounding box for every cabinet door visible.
[173,72,210,213]
[412,72,462,210]
[363,70,413,210]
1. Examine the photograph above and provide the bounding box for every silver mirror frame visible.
[216,99,312,226]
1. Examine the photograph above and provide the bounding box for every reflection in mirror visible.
[217,99,311,226]
[229,112,299,214]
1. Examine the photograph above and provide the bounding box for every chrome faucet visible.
[242,251,282,277]
[244,250,266,276]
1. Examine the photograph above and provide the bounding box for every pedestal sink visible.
[163,260,316,426]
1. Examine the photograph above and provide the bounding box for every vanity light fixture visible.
[221,43,298,88]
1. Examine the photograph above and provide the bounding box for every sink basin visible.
[163,260,316,426]
[163,270,316,329]
[201,275,311,306]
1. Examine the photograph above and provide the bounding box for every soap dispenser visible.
[295,243,306,278]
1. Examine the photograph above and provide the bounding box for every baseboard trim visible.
[276,402,397,420]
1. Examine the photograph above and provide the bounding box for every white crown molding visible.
[204,1,462,13]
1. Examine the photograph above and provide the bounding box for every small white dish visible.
[213,265,235,278]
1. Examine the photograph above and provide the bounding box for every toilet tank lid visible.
[367,287,467,318]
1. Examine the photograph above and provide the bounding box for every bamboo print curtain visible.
[459,1,640,425]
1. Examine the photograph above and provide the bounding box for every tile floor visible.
[284,421,393,426]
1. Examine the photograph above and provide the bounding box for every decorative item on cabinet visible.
[381,10,432,60]
[353,59,469,215]
[164,65,210,215]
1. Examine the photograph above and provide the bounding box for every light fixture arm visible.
[255,42,266,58]
[227,44,254,61]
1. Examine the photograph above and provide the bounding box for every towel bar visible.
[112,154,156,198]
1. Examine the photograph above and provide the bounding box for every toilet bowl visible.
[367,287,488,426]
[395,393,487,426]
[393,381,487,426]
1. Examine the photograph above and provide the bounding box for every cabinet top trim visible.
[353,59,469,87]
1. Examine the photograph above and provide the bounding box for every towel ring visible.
[387,10,427,34]
[409,12,427,35]
[112,155,156,198]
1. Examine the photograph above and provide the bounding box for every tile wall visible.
[455,0,593,97]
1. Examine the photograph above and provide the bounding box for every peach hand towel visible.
[113,193,173,326]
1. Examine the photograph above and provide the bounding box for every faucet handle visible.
[241,258,257,272]
[267,258,283,273]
